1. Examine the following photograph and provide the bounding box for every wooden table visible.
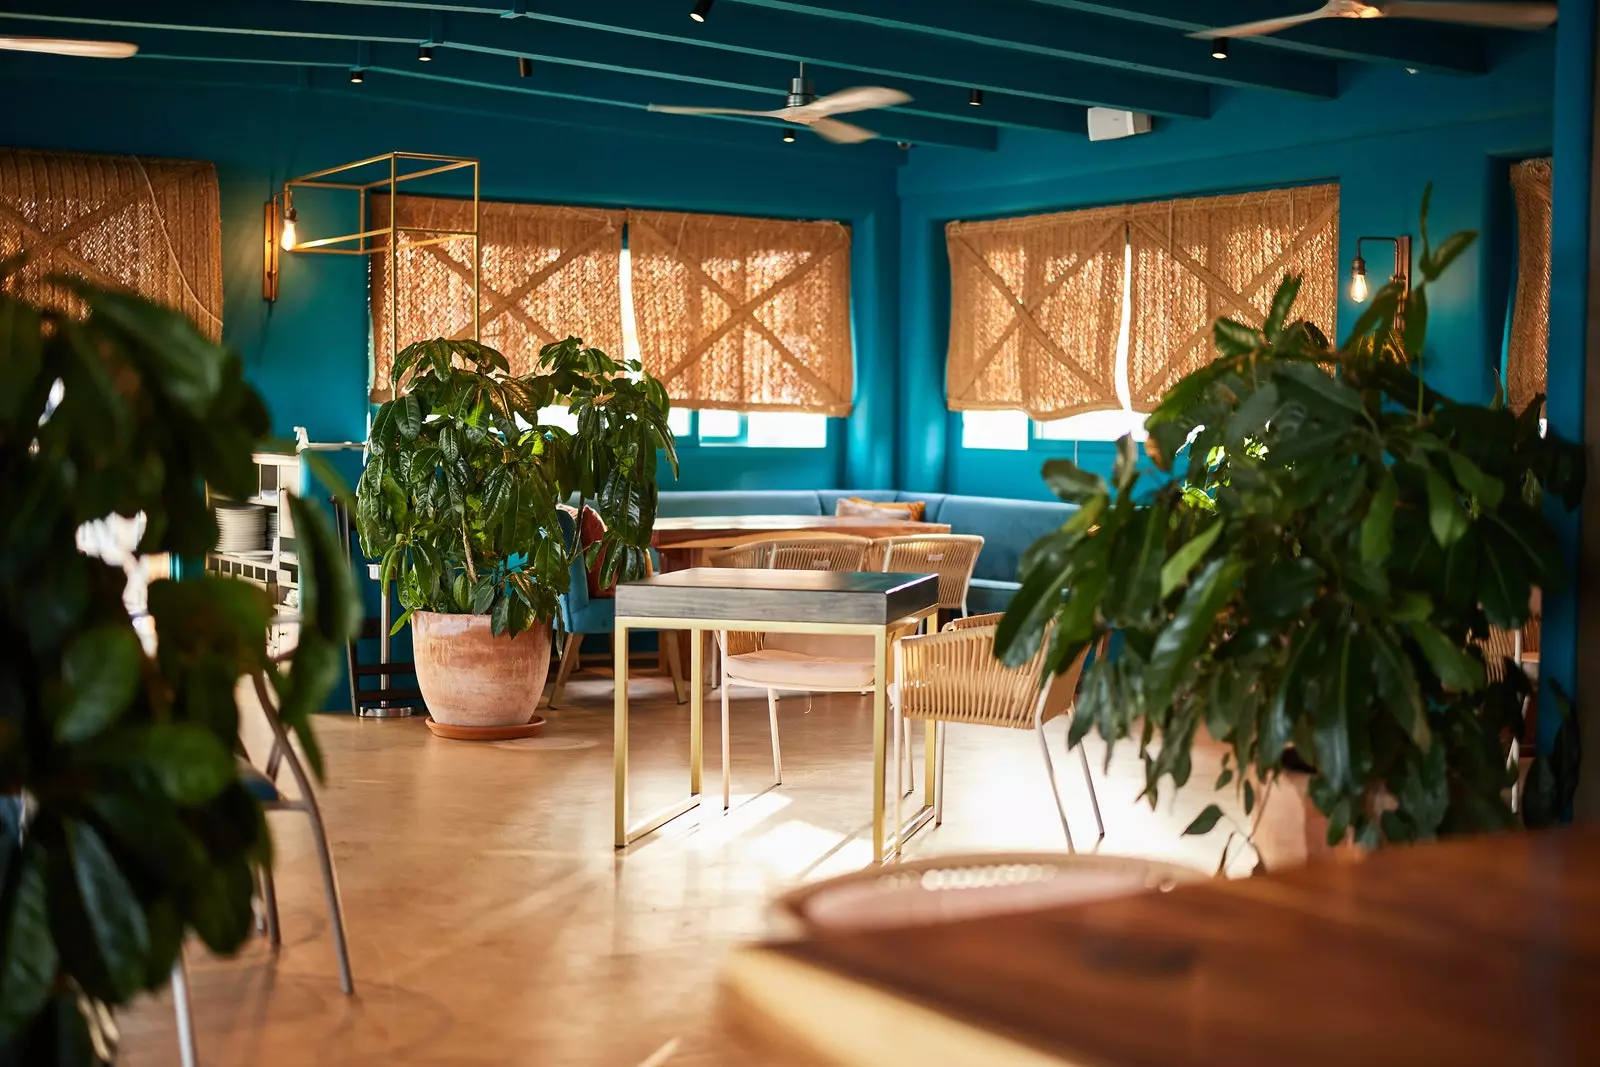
[652,515,952,568]
[723,827,1600,1067]
[613,569,939,860]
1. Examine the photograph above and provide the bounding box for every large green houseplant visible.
[996,193,1583,858]
[355,336,676,726]
[0,258,358,1063]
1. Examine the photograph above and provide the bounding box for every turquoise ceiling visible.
[0,1,1546,154]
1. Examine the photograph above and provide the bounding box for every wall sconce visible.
[1349,235,1411,304]
[263,195,281,302]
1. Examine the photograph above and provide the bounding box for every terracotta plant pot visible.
[411,611,552,728]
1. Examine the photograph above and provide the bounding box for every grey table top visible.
[615,568,939,625]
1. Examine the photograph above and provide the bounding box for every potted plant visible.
[996,191,1583,866]
[356,337,677,730]
[0,257,358,1062]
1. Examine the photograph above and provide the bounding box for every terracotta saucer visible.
[425,716,547,741]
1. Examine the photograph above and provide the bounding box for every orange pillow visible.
[838,497,926,521]
[557,504,615,598]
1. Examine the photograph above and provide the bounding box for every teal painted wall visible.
[897,35,1558,500]
[0,70,902,494]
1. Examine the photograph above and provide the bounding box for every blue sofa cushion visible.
[935,495,1076,583]
[967,578,1021,617]
[657,490,823,517]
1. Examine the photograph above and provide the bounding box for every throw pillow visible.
[556,503,616,599]
[836,497,926,521]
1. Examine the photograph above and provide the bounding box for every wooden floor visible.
[118,668,1315,1066]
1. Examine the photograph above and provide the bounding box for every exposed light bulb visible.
[280,212,298,251]
[1349,259,1369,303]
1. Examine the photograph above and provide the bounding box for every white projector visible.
[1087,108,1153,142]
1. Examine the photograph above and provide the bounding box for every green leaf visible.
[1424,231,1477,281]
[490,590,512,636]
[1275,362,1364,417]
[1263,275,1302,341]
[66,820,149,998]
[1041,458,1107,505]
[1406,621,1485,692]
[1262,621,1321,765]
[1371,627,1430,751]
[55,624,143,743]
[1112,434,1138,494]
[1146,558,1243,711]
[1159,521,1221,600]
[0,846,57,1031]
[1422,467,1469,548]
[1225,381,1279,453]
[396,394,423,440]
[0,293,42,424]
[1402,284,1429,363]
[130,723,236,804]
[1213,318,1262,357]
[1243,779,1256,816]
[1360,470,1398,565]
[1447,451,1504,511]
[1182,804,1224,836]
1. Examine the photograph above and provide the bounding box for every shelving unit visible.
[205,450,303,657]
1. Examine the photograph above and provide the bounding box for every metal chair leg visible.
[1076,734,1106,841]
[171,949,198,1067]
[902,718,915,797]
[767,688,783,786]
[302,804,354,995]
[721,635,732,811]
[892,700,904,862]
[1036,707,1076,854]
[259,863,281,947]
[663,631,688,705]
[934,723,947,827]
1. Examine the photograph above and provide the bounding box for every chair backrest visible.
[896,619,1089,730]
[752,535,872,572]
[708,541,772,568]
[873,535,985,612]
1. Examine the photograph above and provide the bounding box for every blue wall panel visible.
[898,36,1557,499]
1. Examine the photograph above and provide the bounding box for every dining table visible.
[720,825,1600,1066]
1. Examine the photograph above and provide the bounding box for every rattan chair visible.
[713,534,910,809]
[776,851,1206,933]
[892,613,1104,852]
[869,534,985,617]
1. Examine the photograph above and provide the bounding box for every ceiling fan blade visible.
[647,104,786,118]
[797,86,912,119]
[808,118,879,144]
[1379,2,1557,28]
[1188,4,1340,39]
[0,36,138,58]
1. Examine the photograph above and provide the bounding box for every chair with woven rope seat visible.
[867,534,985,620]
[711,534,912,809]
[891,613,1104,853]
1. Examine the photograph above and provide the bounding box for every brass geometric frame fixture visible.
[262,151,481,398]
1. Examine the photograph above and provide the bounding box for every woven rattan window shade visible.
[1126,184,1339,409]
[1508,158,1553,413]
[370,194,624,380]
[945,206,1125,419]
[0,148,222,339]
[627,210,853,415]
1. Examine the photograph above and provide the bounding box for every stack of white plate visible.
[215,504,269,555]
[265,510,280,547]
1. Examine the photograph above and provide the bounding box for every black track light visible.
[1211,37,1229,60]
[782,129,796,143]
[969,87,984,107]
[517,56,533,77]
[349,67,365,83]
[418,45,434,62]
[690,0,714,23]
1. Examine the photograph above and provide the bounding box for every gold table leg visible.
[615,622,704,848]
[872,626,888,863]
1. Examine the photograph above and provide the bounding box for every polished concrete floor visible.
[118,667,1309,1066]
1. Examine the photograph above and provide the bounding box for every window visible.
[964,243,1147,449]
[694,409,827,448]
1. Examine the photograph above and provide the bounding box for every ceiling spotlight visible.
[349,67,365,83]
[969,88,983,106]
[517,56,532,77]
[690,0,714,23]
[418,45,433,62]
[897,141,911,150]
[1211,37,1229,60]
[782,129,796,143]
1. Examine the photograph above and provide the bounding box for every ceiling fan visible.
[648,63,911,144]
[1189,1,1557,40]
[0,36,138,58]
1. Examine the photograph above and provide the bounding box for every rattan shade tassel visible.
[627,210,854,415]
[1126,184,1339,409]
[0,148,222,339]
[946,206,1124,419]
[1508,158,1553,414]
[370,194,623,379]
